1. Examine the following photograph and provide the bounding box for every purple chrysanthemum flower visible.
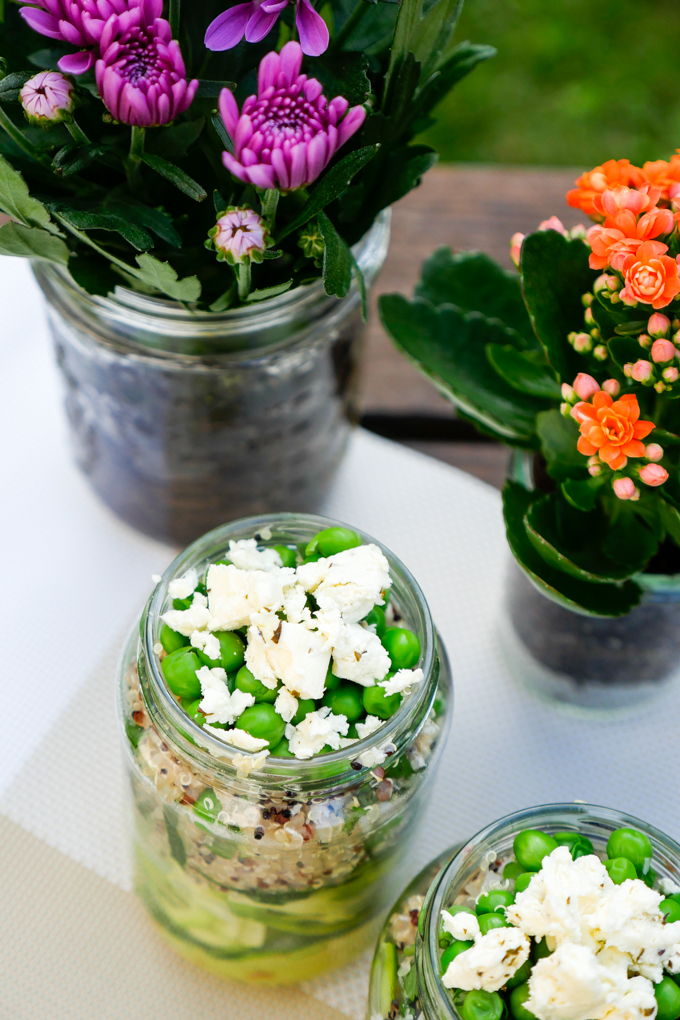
[205,0,328,58]
[95,0,198,127]
[218,42,366,192]
[19,0,137,74]
[20,70,75,125]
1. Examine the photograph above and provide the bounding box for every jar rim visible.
[421,801,680,1020]
[139,511,442,792]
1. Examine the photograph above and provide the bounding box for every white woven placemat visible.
[3,258,680,1019]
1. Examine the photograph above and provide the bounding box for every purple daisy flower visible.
[19,0,137,74]
[205,0,329,58]
[218,41,366,191]
[95,0,198,127]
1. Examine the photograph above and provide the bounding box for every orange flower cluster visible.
[567,156,680,311]
[573,390,654,471]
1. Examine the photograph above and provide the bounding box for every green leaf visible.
[379,293,550,442]
[277,146,378,240]
[608,335,642,373]
[244,280,293,302]
[521,229,595,380]
[306,53,371,106]
[147,119,206,160]
[105,200,181,249]
[50,205,153,251]
[503,481,642,617]
[659,499,680,545]
[536,409,587,481]
[410,43,496,126]
[318,210,352,299]
[134,254,201,302]
[412,0,462,79]
[486,345,562,398]
[371,144,438,211]
[384,0,423,98]
[614,320,647,335]
[0,154,59,233]
[601,512,659,571]
[415,247,535,347]
[28,48,70,71]
[0,221,69,263]
[52,143,109,178]
[195,81,236,98]
[383,51,421,124]
[69,255,119,297]
[139,152,207,202]
[561,476,605,512]
[0,72,32,103]
[650,427,680,446]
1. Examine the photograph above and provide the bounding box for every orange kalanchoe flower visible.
[640,157,680,201]
[620,241,680,309]
[567,159,644,218]
[574,391,655,471]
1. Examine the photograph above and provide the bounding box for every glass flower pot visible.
[499,451,680,715]
[117,512,452,985]
[36,213,390,545]
[368,802,680,1020]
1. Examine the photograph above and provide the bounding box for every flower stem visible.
[236,261,251,301]
[330,0,368,51]
[261,188,280,232]
[66,117,90,146]
[127,125,146,190]
[169,0,180,37]
[0,105,47,163]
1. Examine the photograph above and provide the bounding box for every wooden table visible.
[359,164,583,487]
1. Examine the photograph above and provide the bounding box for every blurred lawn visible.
[422,0,680,166]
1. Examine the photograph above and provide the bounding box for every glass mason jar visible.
[117,512,452,984]
[35,213,390,545]
[499,451,680,715]
[368,802,680,1020]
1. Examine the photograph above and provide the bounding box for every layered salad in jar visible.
[370,811,680,1020]
[120,518,450,983]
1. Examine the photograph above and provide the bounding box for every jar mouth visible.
[140,511,440,791]
[422,802,680,1020]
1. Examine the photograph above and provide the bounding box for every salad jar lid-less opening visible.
[118,512,452,985]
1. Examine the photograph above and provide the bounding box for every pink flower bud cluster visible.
[509,217,587,269]
[622,312,680,393]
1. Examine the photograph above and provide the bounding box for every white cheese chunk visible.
[227,539,283,572]
[190,629,221,661]
[282,582,311,625]
[380,667,424,696]
[355,715,383,739]
[586,879,680,981]
[197,666,254,725]
[206,563,292,630]
[297,544,390,623]
[441,909,481,943]
[246,615,331,700]
[358,746,387,768]
[161,591,212,637]
[288,707,349,759]
[168,567,199,600]
[205,726,269,752]
[332,622,391,686]
[274,688,298,723]
[442,927,530,992]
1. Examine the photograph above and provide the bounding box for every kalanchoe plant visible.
[0,0,493,310]
[380,154,680,617]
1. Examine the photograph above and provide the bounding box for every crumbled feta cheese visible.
[442,927,530,992]
[380,667,424,696]
[297,544,390,623]
[441,909,481,943]
[196,666,254,725]
[227,539,283,572]
[247,614,331,700]
[660,878,680,896]
[168,567,199,601]
[231,749,269,774]
[206,726,269,752]
[284,722,296,741]
[207,563,292,630]
[274,688,298,723]
[190,629,221,661]
[507,846,612,949]
[332,623,390,686]
[161,591,212,636]
[282,582,311,625]
[288,707,349,759]
[355,715,383,739]
[358,746,387,768]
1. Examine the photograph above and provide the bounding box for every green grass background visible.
[422,0,680,166]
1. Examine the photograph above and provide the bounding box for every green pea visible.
[515,873,533,894]
[173,595,193,611]
[270,737,296,758]
[181,697,206,726]
[292,698,316,725]
[315,527,362,557]
[236,703,285,748]
[661,899,680,924]
[161,646,202,699]
[510,983,537,1020]
[322,684,364,722]
[476,889,515,915]
[504,861,527,882]
[656,977,680,1020]
[362,684,402,720]
[382,627,421,669]
[325,666,342,691]
[514,830,559,871]
[347,723,359,739]
[363,605,387,638]
[554,831,594,860]
[642,866,657,889]
[235,665,278,703]
[304,536,319,557]
[606,827,653,872]
[445,904,477,917]
[506,959,532,990]
[194,787,220,823]
[160,624,188,653]
[215,631,246,672]
[274,545,298,568]
[668,893,680,905]
[440,940,473,972]
[478,913,511,935]
[603,857,637,885]
[461,990,504,1020]
[532,937,552,962]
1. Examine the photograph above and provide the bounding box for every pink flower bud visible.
[648,313,671,338]
[19,71,75,126]
[593,274,608,294]
[639,463,669,487]
[613,477,638,500]
[582,292,594,307]
[584,307,595,326]
[663,367,679,383]
[560,402,571,417]
[572,373,600,400]
[572,333,592,353]
[207,207,270,265]
[538,216,567,235]
[645,444,664,462]
[594,345,608,361]
[602,379,620,397]
[587,456,602,477]
[655,380,667,393]
[638,334,651,349]
[624,363,634,378]
[570,224,587,239]
[631,360,653,382]
[604,274,621,291]
[651,339,676,363]
[561,383,576,402]
[610,292,621,304]
[510,232,524,267]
